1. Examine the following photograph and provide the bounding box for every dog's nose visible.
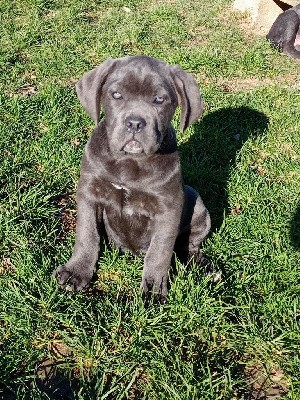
[125,116,146,132]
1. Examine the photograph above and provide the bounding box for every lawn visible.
[0,0,300,398]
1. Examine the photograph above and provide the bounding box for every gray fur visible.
[54,55,210,299]
[267,4,300,59]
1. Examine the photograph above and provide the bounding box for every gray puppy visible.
[54,55,211,299]
[267,4,300,59]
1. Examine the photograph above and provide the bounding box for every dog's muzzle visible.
[122,115,147,154]
[123,139,144,154]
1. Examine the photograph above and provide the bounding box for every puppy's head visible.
[76,56,204,156]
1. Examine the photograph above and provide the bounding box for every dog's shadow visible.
[179,106,269,232]
[291,202,300,250]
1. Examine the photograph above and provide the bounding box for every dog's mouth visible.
[123,139,144,154]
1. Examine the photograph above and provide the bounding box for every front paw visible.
[53,262,94,292]
[140,274,168,304]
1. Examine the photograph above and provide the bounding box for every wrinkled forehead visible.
[104,59,175,96]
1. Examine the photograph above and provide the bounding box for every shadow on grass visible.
[291,202,300,249]
[179,106,269,232]
[1,365,76,400]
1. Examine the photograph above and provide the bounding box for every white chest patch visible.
[110,182,148,217]
[111,183,129,191]
[123,207,135,216]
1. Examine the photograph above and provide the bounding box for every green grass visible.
[0,0,300,398]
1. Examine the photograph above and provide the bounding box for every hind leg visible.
[186,185,211,258]
[175,185,221,281]
[175,185,210,263]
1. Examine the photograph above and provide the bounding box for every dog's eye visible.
[153,96,165,104]
[112,92,123,100]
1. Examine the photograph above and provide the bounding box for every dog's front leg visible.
[141,212,180,301]
[54,191,101,291]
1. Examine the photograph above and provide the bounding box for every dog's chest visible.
[91,178,159,217]
[111,183,140,216]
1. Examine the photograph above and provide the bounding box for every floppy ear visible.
[170,66,204,132]
[75,58,117,125]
